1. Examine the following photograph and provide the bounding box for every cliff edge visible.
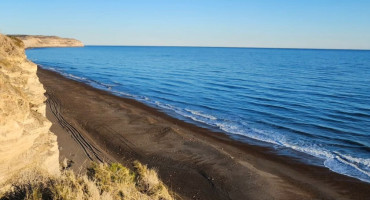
[0,34,59,184]
[0,34,174,200]
[9,35,84,49]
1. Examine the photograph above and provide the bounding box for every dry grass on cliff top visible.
[0,161,174,200]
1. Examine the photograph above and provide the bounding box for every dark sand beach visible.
[37,67,370,200]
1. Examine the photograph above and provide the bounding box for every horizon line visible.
[84,44,370,51]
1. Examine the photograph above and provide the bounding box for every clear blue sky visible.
[1,0,369,49]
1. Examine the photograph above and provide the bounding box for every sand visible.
[37,67,370,200]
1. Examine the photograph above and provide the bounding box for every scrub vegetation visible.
[0,161,173,200]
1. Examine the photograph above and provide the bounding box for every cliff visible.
[9,35,84,49]
[0,34,59,184]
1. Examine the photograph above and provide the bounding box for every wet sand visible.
[37,67,370,200]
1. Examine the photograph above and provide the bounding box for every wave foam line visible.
[37,65,370,183]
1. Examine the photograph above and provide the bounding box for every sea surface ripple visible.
[27,46,370,182]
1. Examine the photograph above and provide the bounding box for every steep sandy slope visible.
[0,34,59,184]
[10,35,84,48]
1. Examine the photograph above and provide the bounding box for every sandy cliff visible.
[9,35,84,49]
[0,34,59,184]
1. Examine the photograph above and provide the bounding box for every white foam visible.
[184,109,217,120]
[340,153,370,168]
[336,155,370,177]
[325,156,370,183]
[66,73,87,81]
[113,91,136,98]
[42,65,89,83]
[201,116,370,183]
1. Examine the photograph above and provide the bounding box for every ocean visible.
[26,46,370,183]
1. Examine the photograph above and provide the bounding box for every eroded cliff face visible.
[10,35,84,49]
[0,34,59,184]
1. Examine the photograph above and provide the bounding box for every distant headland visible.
[8,35,84,49]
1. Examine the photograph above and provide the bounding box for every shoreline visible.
[37,67,370,200]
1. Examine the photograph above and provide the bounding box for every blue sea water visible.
[26,46,370,183]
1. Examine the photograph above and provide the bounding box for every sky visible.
[1,0,369,49]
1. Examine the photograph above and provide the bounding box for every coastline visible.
[37,66,370,200]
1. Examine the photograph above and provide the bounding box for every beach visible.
[37,67,370,200]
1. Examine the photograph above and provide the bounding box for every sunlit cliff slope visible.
[9,35,84,48]
[0,34,60,184]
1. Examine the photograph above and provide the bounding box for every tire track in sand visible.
[46,92,104,163]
